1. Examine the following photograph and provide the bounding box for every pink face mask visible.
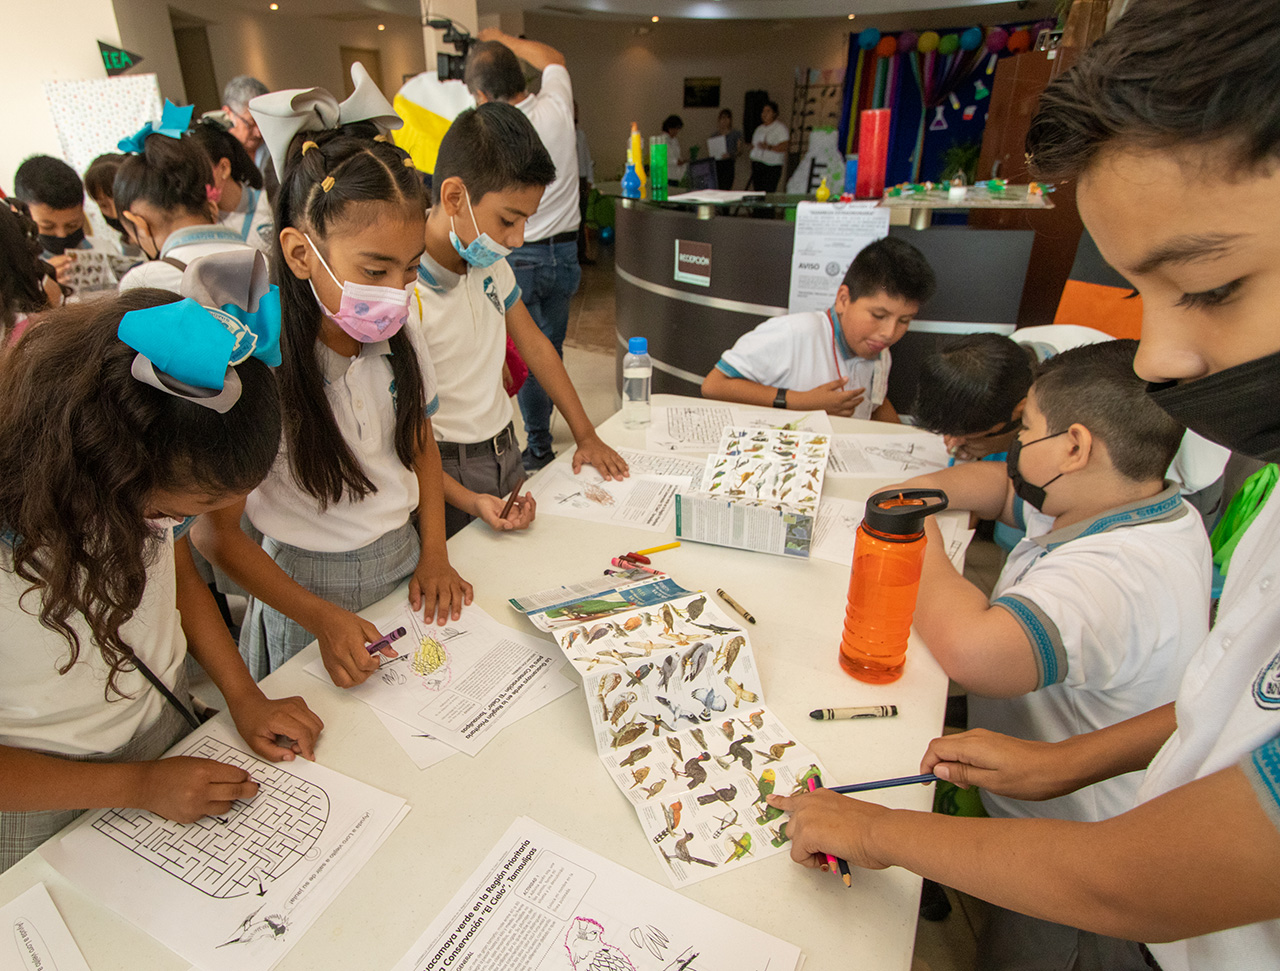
[304,234,413,343]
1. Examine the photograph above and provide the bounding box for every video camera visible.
[429,18,473,82]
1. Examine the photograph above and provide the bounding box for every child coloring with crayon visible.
[0,276,323,873]
[194,75,471,687]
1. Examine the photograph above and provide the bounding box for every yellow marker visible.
[634,542,680,556]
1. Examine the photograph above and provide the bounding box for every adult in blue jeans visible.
[467,30,582,471]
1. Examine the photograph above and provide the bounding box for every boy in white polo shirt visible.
[887,339,1212,966]
[701,236,935,421]
[411,102,628,537]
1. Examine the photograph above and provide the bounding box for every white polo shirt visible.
[513,64,579,242]
[1136,488,1280,971]
[749,120,789,167]
[246,326,440,553]
[715,308,890,420]
[0,528,186,757]
[971,483,1211,823]
[411,248,521,444]
[117,225,256,293]
[218,184,275,256]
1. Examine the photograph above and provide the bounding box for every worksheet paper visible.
[787,202,891,314]
[40,722,408,971]
[646,405,831,453]
[390,816,803,971]
[552,593,828,888]
[811,501,974,571]
[305,603,571,757]
[825,432,951,477]
[525,465,687,532]
[1,883,92,971]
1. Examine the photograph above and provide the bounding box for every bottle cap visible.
[863,488,948,537]
[628,337,648,354]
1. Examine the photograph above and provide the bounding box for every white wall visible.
[1,0,122,188]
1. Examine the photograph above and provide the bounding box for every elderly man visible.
[221,75,276,202]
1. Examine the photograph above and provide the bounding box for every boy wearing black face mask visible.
[12,154,124,299]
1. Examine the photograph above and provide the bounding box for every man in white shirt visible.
[748,101,789,192]
[466,31,582,472]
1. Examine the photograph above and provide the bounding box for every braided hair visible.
[273,126,428,506]
[0,199,60,342]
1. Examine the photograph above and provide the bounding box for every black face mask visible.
[39,226,85,256]
[1148,350,1280,461]
[1006,431,1066,511]
[104,214,126,237]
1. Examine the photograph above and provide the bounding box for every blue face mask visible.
[449,187,512,268]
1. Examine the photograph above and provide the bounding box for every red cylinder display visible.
[854,108,891,199]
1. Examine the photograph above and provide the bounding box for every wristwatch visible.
[773,387,788,409]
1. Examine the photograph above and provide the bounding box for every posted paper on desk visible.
[40,722,408,971]
[525,464,687,532]
[391,816,803,971]
[825,432,950,477]
[1,883,92,971]
[306,603,571,757]
[787,201,890,314]
[647,404,832,453]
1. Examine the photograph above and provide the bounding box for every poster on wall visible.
[98,41,144,76]
[786,201,890,313]
[683,76,721,108]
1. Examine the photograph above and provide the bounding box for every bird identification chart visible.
[40,722,408,971]
[1,883,92,971]
[647,404,832,453]
[306,603,571,757]
[391,816,803,971]
[551,592,826,888]
[525,465,689,532]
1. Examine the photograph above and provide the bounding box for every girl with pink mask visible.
[194,78,471,689]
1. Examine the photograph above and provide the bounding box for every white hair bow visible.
[248,62,402,180]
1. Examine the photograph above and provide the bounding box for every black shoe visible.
[522,446,555,473]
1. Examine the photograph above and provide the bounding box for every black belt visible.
[437,423,516,460]
[527,230,579,246]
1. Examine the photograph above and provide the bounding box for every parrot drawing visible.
[724,833,753,863]
[564,917,638,971]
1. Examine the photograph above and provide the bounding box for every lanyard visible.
[826,307,846,385]
[237,188,261,242]
[160,225,244,258]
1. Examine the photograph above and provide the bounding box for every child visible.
[701,236,935,421]
[412,101,628,537]
[0,199,63,346]
[83,153,134,250]
[913,327,1229,519]
[0,283,322,873]
[13,154,124,298]
[656,114,687,183]
[115,105,255,292]
[188,115,275,255]
[193,105,471,687]
[770,3,1280,966]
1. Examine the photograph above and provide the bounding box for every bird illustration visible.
[565,916,639,971]
[658,655,678,691]
[672,752,711,789]
[624,663,653,687]
[597,672,622,699]
[624,640,668,653]
[691,620,739,636]
[619,745,650,767]
[657,695,704,724]
[682,641,713,682]
[610,692,637,726]
[717,635,745,675]
[663,800,682,832]
[627,766,650,789]
[573,655,618,671]
[726,734,755,770]
[752,768,776,807]
[641,712,677,736]
[640,779,666,799]
[666,736,682,762]
[661,603,676,633]
[599,648,645,665]
[743,709,765,730]
[689,728,707,750]
[696,785,738,806]
[711,808,740,837]
[608,719,648,749]
[791,764,823,795]
[658,630,695,646]
[725,677,759,708]
[587,623,612,644]
[692,686,727,716]
[724,833,753,863]
[769,823,791,848]
[719,719,736,740]
[623,615,644,632]
[756,741,796,764]
[661,831,716,868]
[564,625,589,648]
[685,595,707,622]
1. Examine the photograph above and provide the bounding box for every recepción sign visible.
[673,239,711,287]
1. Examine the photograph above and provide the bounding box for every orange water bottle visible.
[839,488,948,683]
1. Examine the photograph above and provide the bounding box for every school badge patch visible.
[1253,650,1280,709]
[483,276,503,314]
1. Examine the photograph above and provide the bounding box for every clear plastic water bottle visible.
[622,336,652,429]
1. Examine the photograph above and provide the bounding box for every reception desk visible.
[610,190,1035,409]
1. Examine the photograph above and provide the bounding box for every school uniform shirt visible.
[1014,324,1230,498]
[0,526,187,757]
[217,183,275,255]
[714,308,890,420]
[1136,487,1280,971]
[971,482,1212,824]
[245,327,440,554]
[514,63,580,243]
[411,248,521,445]
[117,225,255,293]
[749,120,789,167]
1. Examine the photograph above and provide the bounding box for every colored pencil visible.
[829,773,938,794]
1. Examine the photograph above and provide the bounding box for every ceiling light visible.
[651,15,659,22]
[377,23,385,29]
[269,3,278,9]
[848,13,856,19]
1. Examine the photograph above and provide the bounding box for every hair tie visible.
[373,133,390,143]
[320,175,336,193]
[301,140,319,155]
[403,158,415,168]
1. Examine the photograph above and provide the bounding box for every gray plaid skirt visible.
[238,520,420,680]
[0,663,193,873]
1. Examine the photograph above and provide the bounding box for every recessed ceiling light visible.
[651,15,659,22]
[377,23,385,29]
[269,3,278,9]
[848,13,856,19]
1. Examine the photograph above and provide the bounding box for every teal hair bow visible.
[117,99,196,154]
[117,251,281,411]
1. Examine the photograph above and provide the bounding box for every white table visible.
[0,395,951,970]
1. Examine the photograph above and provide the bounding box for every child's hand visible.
[921,728,1075,802]
[137,756,260,823]
[796,379,866,417]
[572,435,629,480]
[766,788,893,871]
[315,605,389,688]
[474,491,537,532]
[46,253,76,286]
[410,562,474,624]
[229,692,325,762]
